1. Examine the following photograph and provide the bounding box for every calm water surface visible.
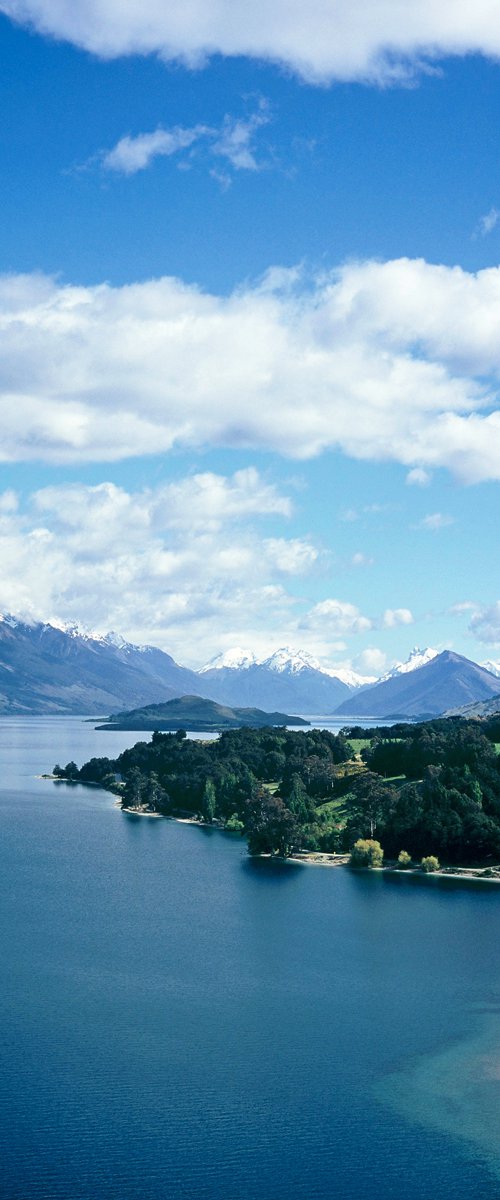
[1,717,499,1199]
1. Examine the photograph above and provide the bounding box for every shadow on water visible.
[241,854,305,882]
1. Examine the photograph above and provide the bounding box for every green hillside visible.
[97,693,309,731]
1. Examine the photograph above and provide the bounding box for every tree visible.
[201,779,216,823]
[397,850,412,868]
[345,773,396,841]
[350,838,384,867]
[245,790,299,858]
[225,813,244,833]
[421,855,440,873]
[123,766,146,809]
[146,772,164,812]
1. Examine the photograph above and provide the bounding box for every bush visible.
[350,838,384,868]
[421,855,440,873]
[225,813,244,833]
[397,850,412,868]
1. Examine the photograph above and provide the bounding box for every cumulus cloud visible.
[382,607,414,628]
[0,472,410,664]
[355,647,387,675]
[3,259,500,480]
[0,471,324,663]
[98,106,270,177]
[469,602,500,645]
[300,598,372,636]
[4,1,500,84]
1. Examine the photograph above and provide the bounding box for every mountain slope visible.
[198,646,352,713]
[333,651,500,719]
[0,617,203,714]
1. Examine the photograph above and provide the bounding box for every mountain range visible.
[0,614,499,720]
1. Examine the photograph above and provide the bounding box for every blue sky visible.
[1,1,500,672]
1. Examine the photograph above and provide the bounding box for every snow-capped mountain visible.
[200,645,374,686]
[198,645,355,713]
[334,651,500,720]
[199,647,258,673]
[380,646,439,681]
[0,616,203,714]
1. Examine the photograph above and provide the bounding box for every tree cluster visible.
[55,714,500,864]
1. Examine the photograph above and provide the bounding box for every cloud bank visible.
[4,0,500,83]
[0,473,380,665]
[1,259,500,481]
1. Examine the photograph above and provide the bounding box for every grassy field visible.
[347,738,372,754]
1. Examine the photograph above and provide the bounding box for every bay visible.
[1,716,499,1199]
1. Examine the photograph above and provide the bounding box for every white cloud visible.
[3,259,500,481]
[102,126,208,174]
[417,512,454,530]
[476,207,500,237]
[406,467,431,486]
[469,602,500,645]
[300,598,372,636]
[0,472,323,664]
[5,1,500,84]
[350,552,374,567]
[212,107,270,170]
[355,647,387,675]
[98,107,270,177]
[382,607,414,628]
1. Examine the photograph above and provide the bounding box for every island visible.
[94,694,309,732]
[53,714,500,877]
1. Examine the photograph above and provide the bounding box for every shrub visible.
[225,813,244,833]
[350,838,384,868]
[397,850,412,868]
[421,855,440,873]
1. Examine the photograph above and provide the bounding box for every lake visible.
[1,716,499,1199]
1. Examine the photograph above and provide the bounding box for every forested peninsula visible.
[54,716,500,874]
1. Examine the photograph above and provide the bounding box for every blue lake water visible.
[1,716,500,1199]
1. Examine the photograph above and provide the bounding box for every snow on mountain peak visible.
[199,647,258,673]
[324,666,377,689]
[381,646,439,680]
[263,647,322,674]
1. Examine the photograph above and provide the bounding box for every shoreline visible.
[115,802,500,882]
[290,850,500,881]
[42,777,500,884]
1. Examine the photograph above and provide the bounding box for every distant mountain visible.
[333,651,500,720]
[97,694,309,731]
[198,645,354,713]
[379,646,439,680]
[444,694,500,719]
[0,616,203,714]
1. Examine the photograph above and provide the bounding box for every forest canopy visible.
[54,715,500,865]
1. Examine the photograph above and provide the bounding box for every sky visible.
[1,1,500,673]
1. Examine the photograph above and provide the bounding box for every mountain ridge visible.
[334,650,500,719]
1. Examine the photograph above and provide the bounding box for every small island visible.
[94,694,309,732]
